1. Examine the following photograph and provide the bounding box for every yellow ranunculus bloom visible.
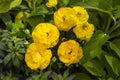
[73,6,89,24]
[32,23,60,48]
[73,22,95,41]
[54,7,76,31]
[46,0,57,8]
[25,43,52,70]
[57,40,83,66]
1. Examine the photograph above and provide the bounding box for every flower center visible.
[62,16,66,20]
[68,51,72,55]
[82,24,88,30]
[77,12,81,17]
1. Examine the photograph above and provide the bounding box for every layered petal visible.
[54,7,76,31]
[25,43,52,70]
[73,6,89,23]
[46,0,57,7]
[73,22,94,41]
[32,23,60,48]
[57,40,83,66]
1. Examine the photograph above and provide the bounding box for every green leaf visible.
[63,70,75,80]
[26,15,45,28]
[9,0,22,9]
[0,0,22,13]
[35,0,43,4]
[0,13,12,29]
[109,39,120,58]
[8,42,14,50]
[97,50,108,67]
[13,56,20,67]
[63,0,70,6]
[108,20,120,35]
[66,75,75,80]
[58,75,63,80]
[74,73,91,80]
[113,6,120,19]
[4,53,12,64]
[0,59,3,64]
[25,0,33,9]
[81,31,109,63]
[88,11,101,29]
[11,21,25,35]
[83,59,106,77]
[107,77,114,80]
[0,42,6,50]
[110,28,120,38]
[51,72,59,80]
[19,48,26,53]
[16,53,24,61]
[30,5,49,17]
[105,55,120,76]
[111,0,120,7]
[63,70,69,79]
[70,0,112,10]
[0,0,12,13]
[0,50,5,58]
[40,71,51,80]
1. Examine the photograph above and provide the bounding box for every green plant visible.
[0,0,120,80]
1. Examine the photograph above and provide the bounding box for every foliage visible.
[0,0,120,80]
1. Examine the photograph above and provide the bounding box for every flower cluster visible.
[54,6,94,41]
[25,6,95,70]
[25,23,59,70]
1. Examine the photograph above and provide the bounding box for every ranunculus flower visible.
[73,6,89,24]
[25,43,52,70]
[54,7,76,31]
[46,0,57,8]
[73,22,95,41]
[32,23,60,48]
[57,40,83,66]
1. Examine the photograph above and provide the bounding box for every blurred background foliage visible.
[0,0,120,80]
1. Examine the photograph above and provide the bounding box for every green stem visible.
[110,32,120,38]
[108,20,120,34]
[33,0,36,10]
[105,17,112,34]
[54,6,58,11]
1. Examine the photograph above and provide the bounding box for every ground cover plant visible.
[0,0,120,80]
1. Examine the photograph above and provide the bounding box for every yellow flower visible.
[73,22,95,41]
[46,0,57,8]
[73,6,89,24]
[25,43,52,70]
[32,23,60,48]
[54,7,76,31]
[57,40,83,66]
